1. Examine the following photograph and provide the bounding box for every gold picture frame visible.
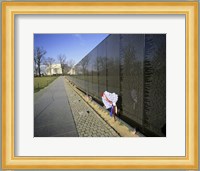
[2,1,198,169]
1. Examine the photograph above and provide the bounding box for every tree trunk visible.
[62,67,64,75]
[38,63,41,77]
[34,64,37,76]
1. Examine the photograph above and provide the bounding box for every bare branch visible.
[57,54,66,75]
[34,47,47,76]
[44,57,55,76]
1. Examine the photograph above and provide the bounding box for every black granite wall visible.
[68,34,166,137]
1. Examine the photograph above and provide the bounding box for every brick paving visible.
[64,78,120,137]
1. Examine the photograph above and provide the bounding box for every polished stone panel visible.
[91,48,98,97]
[120,34,145,126]
[106,35,120,95]
[97,40,107,98]
[144,34,166,136]
[70,34,166,136]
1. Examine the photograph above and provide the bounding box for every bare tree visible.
[44,57,55,76]
[60,59,76,74]
[34,51,37,76]
[80,56,89,75]
[34,47,46,77]
[57,54,66,75]
[66,59,75,74]
[67,59,75,69]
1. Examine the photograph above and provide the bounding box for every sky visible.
[34,34,109,65]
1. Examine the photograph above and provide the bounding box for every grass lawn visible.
[34,76,58,93]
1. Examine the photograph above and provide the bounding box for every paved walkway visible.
[34,76,119,137]
[34,76,78,137]
[64,77,119,137]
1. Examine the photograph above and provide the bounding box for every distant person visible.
[101,91,118,121]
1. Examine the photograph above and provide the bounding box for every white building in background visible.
[45,64,62,75]
[68,67,76,75]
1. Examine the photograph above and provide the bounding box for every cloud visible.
[73,34,84,46]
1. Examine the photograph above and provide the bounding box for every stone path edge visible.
[65,77,139,137]
[64,77,119,137]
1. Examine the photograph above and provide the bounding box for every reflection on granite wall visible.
[97,40,107,97]
[144,34,166,136]
[107,35,120,95]
[120,35,145,126]
[68,34,166,137]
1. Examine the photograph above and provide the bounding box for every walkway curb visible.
[65,77,139,137]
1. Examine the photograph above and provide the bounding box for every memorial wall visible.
[68,34,166,136]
